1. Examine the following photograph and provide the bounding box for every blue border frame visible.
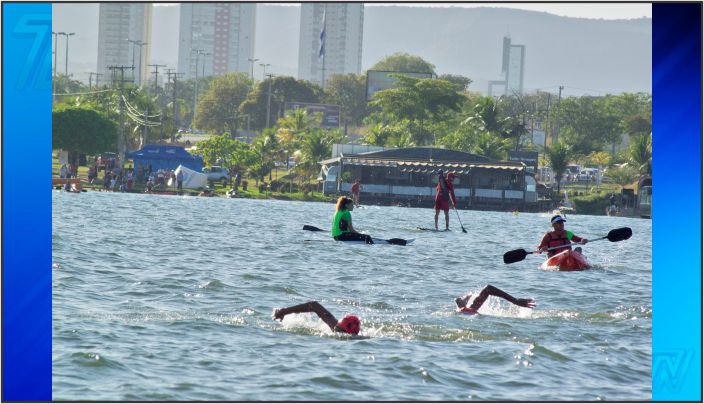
[2,2,53,401]
[652,3,702,402]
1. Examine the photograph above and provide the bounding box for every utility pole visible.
[201,52,211,78]
[191,49,203,129]
[555,85,564,143]
[166,69,185,143]
[265,73,274,128]
[544,93,551,158]
[108,65,135,164]
[148,63,166,95]
[88,72,102,90]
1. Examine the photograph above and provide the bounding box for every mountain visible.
[53,4,651,96]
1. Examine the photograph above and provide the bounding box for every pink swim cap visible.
[337,315,360,335]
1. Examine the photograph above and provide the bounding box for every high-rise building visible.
[298,3,363,88]
[178,3,256,80]
[97,3,152,86]
[488,35,525,97]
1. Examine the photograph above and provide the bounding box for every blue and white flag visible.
[318,7,326,59]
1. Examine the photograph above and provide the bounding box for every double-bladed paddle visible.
[502,227,632,264]
[302,225,410,246]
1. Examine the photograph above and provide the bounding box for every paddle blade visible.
[606,227,632,242]
[386,238,407,246]
[461,226,468,234]
[503,249,530,264]
[302,225,324,232]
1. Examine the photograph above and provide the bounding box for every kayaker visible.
[434,170,457,231]
[455,285,536,314]
[272,301,361,335]
[538,215,588,257]
[331,196,373,244]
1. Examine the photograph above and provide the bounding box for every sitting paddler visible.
[455,285,536,314]
[331,196,373,244]
[538,215,588,257]
[272,301,361,335]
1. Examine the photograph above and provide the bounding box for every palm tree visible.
[296,129,334,184]
[628,132,652,175]
[546,141,571,193]
[463,96,509,136]
[471,132,511,160]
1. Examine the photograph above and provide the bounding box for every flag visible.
[318,7,326,59]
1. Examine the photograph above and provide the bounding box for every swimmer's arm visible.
[273,301,339,331]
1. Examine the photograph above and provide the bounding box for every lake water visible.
[52,191,651,400]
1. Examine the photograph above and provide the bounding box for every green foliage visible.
[323,73,369,127]
[194,73,253,134]
[628,133,652,175]
[52,105,117,155]
[606,164,638,187]
[438,74,472,91]
[196,134,251,167]
[546,141,571,192]
[239,76,323,130]
[370,52,436,74]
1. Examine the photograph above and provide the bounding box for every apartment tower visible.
[97,3,152,86]
[488,35,525,97]
[298,3,363,88]
[178,3,256,79]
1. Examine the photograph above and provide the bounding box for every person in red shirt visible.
[351,178,361,208]
[538,215,588,257]
[272,301,361,335]
[455,285,536,314]
[434,170,457,230]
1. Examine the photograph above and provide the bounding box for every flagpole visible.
[320,4,327,89]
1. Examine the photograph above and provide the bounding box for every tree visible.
[471,132,511,160]
[546,141,571,193]
[628,133,652,175]
[606,164,638,192]
[239,76,323,131]
[438,74,472,91]
[194,73,253,134]
[53,105,117,160]
[323,73,369,131]
[296,129,337,182]
[370,52,436,74]
[196,133,250,168]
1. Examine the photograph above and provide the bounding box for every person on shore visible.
[351,178,362,207]
[455,285,536,314]
[272,301,361,335]
[176,169,184,191]
[331,196,373,244]
[434,170,457,231]
[59,163,68,179]
[538,215,588,258]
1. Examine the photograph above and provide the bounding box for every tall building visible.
[488,35,525,97]
[97,3,152,86]
[178,3,256,80]
[298,3,363,88]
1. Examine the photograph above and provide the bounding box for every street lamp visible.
[259,62,271,81]
[52,31,59,77]
[201,52,211,78]
[58,32,75,76]
[247,58,259,81]
[191,49,204,129]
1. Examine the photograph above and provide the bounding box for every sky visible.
[231,2,653,20]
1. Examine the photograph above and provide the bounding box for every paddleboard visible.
[416,227,450,232]
[304,238,414,245]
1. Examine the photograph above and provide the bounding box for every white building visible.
[97,3,152,86]
[488,35,525,97]
[178,3,256,80]
[298,3,363,88]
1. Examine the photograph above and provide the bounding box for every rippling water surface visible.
[52,191,651,400]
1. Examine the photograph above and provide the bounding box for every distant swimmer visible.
[272,301,361,335]
[455,285,536,314]
[434,170,457,231]
[538,215,588,258]
[331,196,373,244]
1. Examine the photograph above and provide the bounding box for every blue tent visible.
[126,144,203,173]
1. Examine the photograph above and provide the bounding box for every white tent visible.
[168,165,208,189]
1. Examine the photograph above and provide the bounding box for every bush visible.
[241,180,248,190]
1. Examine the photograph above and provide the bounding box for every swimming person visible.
[434,170,457,231]
[272,301,361,335]
[538,215,588,257]
[331,196,373,244]
[455,285,536,314]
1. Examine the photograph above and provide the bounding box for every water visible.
[52,191,651,400]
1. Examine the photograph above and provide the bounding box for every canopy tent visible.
[168,165,208,189]
[126,144,203,173]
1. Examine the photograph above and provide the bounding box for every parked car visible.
[577,168,598,182]
[202,166,230,184]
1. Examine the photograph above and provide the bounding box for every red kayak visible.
[540,249,591,271]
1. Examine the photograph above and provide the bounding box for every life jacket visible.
[331,210,352,237]
[546,230,572,257]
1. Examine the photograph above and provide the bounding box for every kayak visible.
[540,249,591,271]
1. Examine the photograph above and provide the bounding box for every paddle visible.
[502,227,632,264]
[437,171,467,233]
[449,198,468,234]
[302,225,410,246]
